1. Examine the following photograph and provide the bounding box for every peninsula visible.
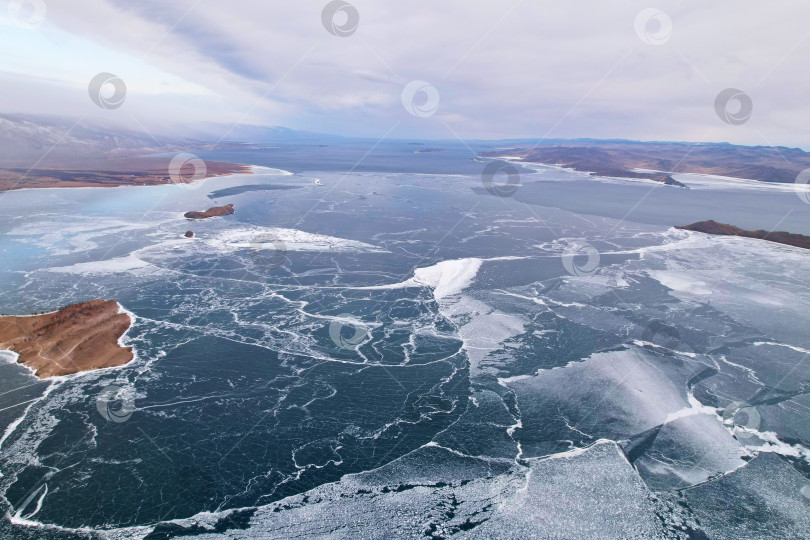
[482,140,810,185]
[0,300,134,378]
[677,220,810,250]
[0,160,252,192]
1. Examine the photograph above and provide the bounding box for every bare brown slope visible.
[677,220,810,250]
[0,300,134,378]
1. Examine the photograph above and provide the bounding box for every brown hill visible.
[0,300,134,378]
[677,220,810,250]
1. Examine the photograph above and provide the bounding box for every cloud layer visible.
[1,0,809,146]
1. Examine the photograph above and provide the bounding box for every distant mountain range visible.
[4,114,810,187]
[0,114,335,168]
[0,114,165,167]
[483,140,810,184]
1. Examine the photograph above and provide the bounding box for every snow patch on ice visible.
[47,254,160,276]
[646,270,712,296]
[206,226,386,254]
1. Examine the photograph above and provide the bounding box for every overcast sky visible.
[1,0,809,147]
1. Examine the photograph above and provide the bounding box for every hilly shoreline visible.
[0,160,252,192]
[483,140,810,185]
[678,220,810,250]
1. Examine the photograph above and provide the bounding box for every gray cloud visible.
[3,0,810,147]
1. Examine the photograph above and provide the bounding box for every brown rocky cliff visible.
[677,220,810,250]
[0,299,134,378]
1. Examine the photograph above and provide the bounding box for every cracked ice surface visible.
[176,442,667,540]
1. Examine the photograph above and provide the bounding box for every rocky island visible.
[678,220,810,250]
[184,204,235,220]
[0,300,134,378]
